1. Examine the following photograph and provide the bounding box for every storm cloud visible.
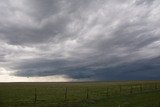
[0,0,160,81]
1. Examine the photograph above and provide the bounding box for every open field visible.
[0,81,160,107]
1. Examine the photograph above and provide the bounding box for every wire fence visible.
[0,82,160,107]
[33,83,160,106]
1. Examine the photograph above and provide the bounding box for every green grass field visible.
[0,81,160,107]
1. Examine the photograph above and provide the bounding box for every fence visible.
[32,83,160,106]
[0,82,160,107]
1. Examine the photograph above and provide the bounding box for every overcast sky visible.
[0,0,160,82]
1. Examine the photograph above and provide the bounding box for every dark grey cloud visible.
[0,0,94,45]
[24,0,60,19]
[0,17,70,45]
[14,56,160,80]
[91,56,160,80]
[134,0,155,6]
[0,0,160,81]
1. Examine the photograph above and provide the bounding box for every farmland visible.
[0,81,160,107]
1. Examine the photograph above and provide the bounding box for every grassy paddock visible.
[0,81,160,107]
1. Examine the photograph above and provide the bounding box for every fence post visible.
[86,88,89,100]
[155,83,158,90]
[34,88,37,103]
[64,88,68,101]
[107,87,109,96]
[140,84,143,93]
[119,85,122,95]
[130,85,133,94]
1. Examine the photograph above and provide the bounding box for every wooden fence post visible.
[34,88,37,103]
[130,85,133,94]
[155,83,158,90]
[64,88,68,101]
[106,87,109,96]
[86,88,89,100]
[140,84,143,93]
[119,85,122,95]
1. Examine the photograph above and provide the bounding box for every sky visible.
[0,0,160,82]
